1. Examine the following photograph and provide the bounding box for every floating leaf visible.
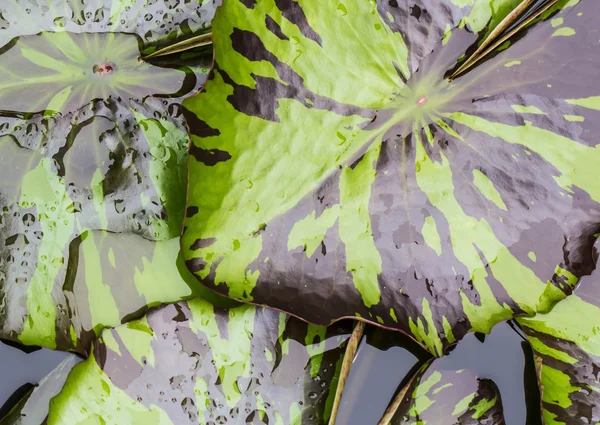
[380,321,538,424]
[382,364,505,425]
[518,244,600,424]
[0,0,214,351]
[182,0,600,355]
[47,299,352,425]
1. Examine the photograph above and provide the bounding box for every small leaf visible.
[382,364,505,424]
[518,244,600,424]
[47,300,353,425]
[0,0,214,352]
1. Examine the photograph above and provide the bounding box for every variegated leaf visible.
[385,363,504,424]
[0,0,214,351]
[380,320,539,424]
[47,299,352,425]
[518,243,600,424]
[182,0,600,355]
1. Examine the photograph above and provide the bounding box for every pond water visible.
[0,341,74,420]
[335,325,430,425]
[0,321,542,424]
[336,321,542,425]
[435,322,542,425]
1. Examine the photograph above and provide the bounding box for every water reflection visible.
[0,340,74,420]
[436,322,542,425]
[335,326,430,425]
[336,322,542,425]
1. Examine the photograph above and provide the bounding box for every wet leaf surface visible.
[517,241,600,424]
[0,0,216,351]
[387,364,505,425]
[0,0,215,48]
[47,299,352,425]
[0,1,596,424]
[182,0,600,355]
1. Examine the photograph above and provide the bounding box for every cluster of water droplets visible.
[0,0,218,46]
[94,303,352,425]
[0,0,212,350]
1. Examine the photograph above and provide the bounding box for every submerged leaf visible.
[182,0,600,355]
[0,1,215,351]
[47,299,352,425]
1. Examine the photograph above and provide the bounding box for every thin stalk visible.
[377,362,429,425]
[451,0,559,79]
[142,32,212,60]
[503,0,558,34]
[454,0,536,76]
[328,321,366,425]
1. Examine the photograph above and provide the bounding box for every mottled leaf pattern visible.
[0,1,215,351]
[386,363,505,424]
[518,244,600,424]
[47,299,351,425]
[182,0,600,355]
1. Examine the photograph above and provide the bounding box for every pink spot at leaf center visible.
[93,62,115,75]
[416,96,427,106]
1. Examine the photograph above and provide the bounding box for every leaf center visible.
[92,62,115,76]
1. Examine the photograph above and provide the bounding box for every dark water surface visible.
[0,341,72,419]
[336,322,542,425]
[0,321,543,424]
[436,322,542,425]
[335,326,430,425]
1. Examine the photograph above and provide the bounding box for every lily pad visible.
[518,242,600,424]
[47,299,352,425]
[379,320,542,424]
[182,0,600,355]
[385,364,505,424]
[0,0,214,351]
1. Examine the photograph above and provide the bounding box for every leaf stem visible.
[450,0,559,79]
[377,362,430,425]
[328,320,365,425]
[142,32,212,60]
